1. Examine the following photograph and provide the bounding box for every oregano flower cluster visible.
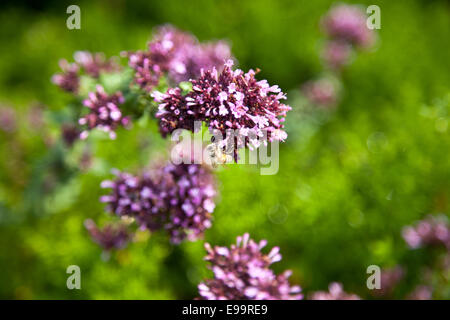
[73,51,121,78]
[154,60,290,160]
[52,51,120,94]
[321,4,376,70]
[198,233,303,300]
[402,215,450,249]
[125,25,232,92]
[100,163,216,244]
[51,59,80,94]
[79,85,130,140]
[322,4,375,48]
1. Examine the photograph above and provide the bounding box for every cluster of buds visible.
[309,282,360,300]
[79,85,130,140]
[84,219,131,251]
[154,60,290,161]
[100,163,216,244]
[198,233,303,300]
[402,215,450,249]
[125,25,232,92]
[321,4,376,69]
[52,51,121,94]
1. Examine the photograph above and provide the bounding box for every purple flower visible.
[198,233,303,300]
[84,219,131,251]
[321,40,353,69]
[322,4,375,48]
[402,215,450,249]
[100,170,165,231]
[74,51,121,78]
[302,77,339,108]
[126,25,232,91]
[153,87,202,136]
[52,52,120,94]
[51,59,80,94]
[155,60,290,160]
[100,163,216,243]
[78,85,130,140]
[160,163,216,243]
[125,32,177,91]
[309,282,360,300]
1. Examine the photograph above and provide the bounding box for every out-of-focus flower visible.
[155,60,290,160]
[198,233,303,300]
[322,4,375,48]
[125,50,163,92]
[80,148,93,171]
[27,104,45,130]
[302,77,339,108]
[125,25,195,91]
[407,285,433,300]
[84,219,131,251]
[371,266,404,297]
[0,106,17,133]
[125,25,232,91]
[100,163,216,243]
[61,123,80,147]
[169,40,232,84]
[78,85,130,140]
[321,40,353,69]
[402,215,450,249]
[309,282,361,300]
[74,51,121,78]
[51,59,80,93]
[52,51,121,93]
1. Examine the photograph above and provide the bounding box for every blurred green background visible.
[0,0,449,299]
